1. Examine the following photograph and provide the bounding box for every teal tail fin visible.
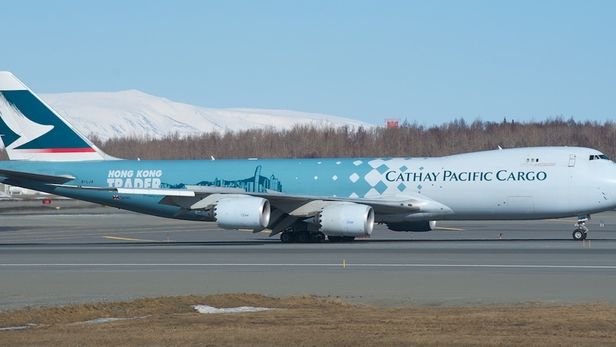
[0,71,109,161]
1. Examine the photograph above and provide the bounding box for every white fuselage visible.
[386,147,616,221]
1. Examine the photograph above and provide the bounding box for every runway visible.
[2,200,616,310]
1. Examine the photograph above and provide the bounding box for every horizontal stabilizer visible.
[0,168,75,184]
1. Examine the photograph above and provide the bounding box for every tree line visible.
[3,118,616,160]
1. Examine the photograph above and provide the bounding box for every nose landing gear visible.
[572,216,589,241]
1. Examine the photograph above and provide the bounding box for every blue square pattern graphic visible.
[377,164,389,174]
[375,181,388,194]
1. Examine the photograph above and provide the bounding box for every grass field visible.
[1,294,615,346]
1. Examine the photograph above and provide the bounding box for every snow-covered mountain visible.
[40,90,370,140]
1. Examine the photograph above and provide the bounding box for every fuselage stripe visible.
[16,148,96,153]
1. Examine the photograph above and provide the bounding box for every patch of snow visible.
[40,91,371,140]
[85,317,130,324]
[0,323,37,331]
[192,304,273,314]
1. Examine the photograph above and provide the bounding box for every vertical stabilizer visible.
[0,72,110,161]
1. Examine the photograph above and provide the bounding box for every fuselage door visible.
[568,154,576,167]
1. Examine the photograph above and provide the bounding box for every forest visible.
[2,118,616,160]
[93,118,616,160]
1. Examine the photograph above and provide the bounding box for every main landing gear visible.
[572,216,589,241]
[279,221,326,243]
[280,230,325,243]
[280,232,355,243]
[279,221,356,243]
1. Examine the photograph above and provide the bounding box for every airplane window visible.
[600,154,609,160]
[590,155,597,160]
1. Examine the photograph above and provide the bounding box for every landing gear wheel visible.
[280,232,294,243]
[297,232,310,243]
[328,236,342,243]
[572,229,587,241]
[311,232,325,243]
[572,215,590,241]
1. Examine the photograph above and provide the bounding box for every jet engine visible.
[317,203,374,237]
[386,220,436,232]
[214,197,271,231]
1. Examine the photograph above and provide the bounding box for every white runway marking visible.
[435,227,465,232]
[103,235,157,242]
[1,263,616,269]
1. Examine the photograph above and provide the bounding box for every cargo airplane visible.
[0,71,613,242]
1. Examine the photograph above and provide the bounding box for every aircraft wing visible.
[19,174,446,218]
[51,184,448,216]
[109,186,423,214]
[115,186,451,220]
[49,184,452,235]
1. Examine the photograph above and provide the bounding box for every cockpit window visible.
[589,154,609,160]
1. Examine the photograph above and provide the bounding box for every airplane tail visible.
[0,71,110,161]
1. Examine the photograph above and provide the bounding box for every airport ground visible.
[1,199,616,345]
[1,294,615,346]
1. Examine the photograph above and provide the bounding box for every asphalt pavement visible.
[1,200,616,310]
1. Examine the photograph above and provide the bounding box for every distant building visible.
[385,119,400,128]
[0,183,50,198]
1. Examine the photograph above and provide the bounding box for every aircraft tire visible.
[295,232,309,243]
[311,232,325,243]
[572,229,586,241]
[280,232,294,243]
[328,236,341,243]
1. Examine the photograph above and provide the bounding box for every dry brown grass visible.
[1,294,616,346]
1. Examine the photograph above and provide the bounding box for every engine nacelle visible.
[214,197,271,231]
[386,220,436,232]
[318,203,374,237]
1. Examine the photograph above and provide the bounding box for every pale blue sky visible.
[2,0,615,125]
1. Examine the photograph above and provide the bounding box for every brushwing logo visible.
[0,92,54,149]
